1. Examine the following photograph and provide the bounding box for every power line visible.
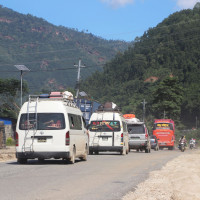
[0,64,105,73]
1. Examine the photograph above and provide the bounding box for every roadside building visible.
[0,117,15,140]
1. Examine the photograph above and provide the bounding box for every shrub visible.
[6,137,15,146]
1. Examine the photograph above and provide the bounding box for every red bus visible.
[152,119,175,150]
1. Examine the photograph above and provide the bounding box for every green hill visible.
[0,5,129,92]
[81,5,200,128]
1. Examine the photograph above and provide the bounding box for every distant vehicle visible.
[124,114,151,153]
[15,92,89,164]
[152,119,175,150]
[150,135,159,151]
[88,102,129,155]
[74,99,101,125]
[189,138,196,149]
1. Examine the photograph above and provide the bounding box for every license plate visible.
[131,137,140,139]
[38,138,46,142]
[102,137,108,141]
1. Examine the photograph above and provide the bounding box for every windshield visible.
[19,113,65,130]
[153,123,173,130]
[89,120,120,132]
[128,124,145,134]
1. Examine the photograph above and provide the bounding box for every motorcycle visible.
[190,142,195,149]
[179,142,186,152]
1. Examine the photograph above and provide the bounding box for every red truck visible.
[152,119,175,150]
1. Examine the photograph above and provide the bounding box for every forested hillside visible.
[81,4,200,128]
[0,5,129,92]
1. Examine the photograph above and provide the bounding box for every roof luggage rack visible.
[97,102,121,112]
[28,91,77,108]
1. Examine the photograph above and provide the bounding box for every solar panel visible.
[14,65,30,71]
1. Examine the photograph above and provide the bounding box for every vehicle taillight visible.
[65,131,70,145]
[15,132,18,146]
[121,133,123,142]
[145,133,148,139]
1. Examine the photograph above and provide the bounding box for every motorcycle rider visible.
[179,136,187,149]
[189,138,195,149]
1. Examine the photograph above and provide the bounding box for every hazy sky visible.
[0,0,199,41]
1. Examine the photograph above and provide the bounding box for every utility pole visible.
[14,65,30,107]
[141,99,147,122]
[196,116,198,129]
[74,59,85,98]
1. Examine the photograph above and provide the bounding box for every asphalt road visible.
[0,149,182,200]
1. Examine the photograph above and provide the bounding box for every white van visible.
[15,93,89,164]
[88,102,129,155]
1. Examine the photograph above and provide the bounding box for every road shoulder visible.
[122,149,200,200]
[0,146,16,162]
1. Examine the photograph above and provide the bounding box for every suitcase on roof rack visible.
[49,92,62,98]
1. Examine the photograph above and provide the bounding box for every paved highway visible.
[0,149,182,200]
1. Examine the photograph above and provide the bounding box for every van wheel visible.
[17,158,27,164]
[120,147,126,155]
[89,150,93,155]
[126,146,129,154]
[69,147,76,164]
[80,145,88,161]
[38,158,45,163]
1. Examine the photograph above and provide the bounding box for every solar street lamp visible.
[14,65,30,107]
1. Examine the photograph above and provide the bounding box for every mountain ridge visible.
[80,6,200,127]
[0,5,130,92]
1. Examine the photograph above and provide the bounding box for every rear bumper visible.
[16,151,70,159]
[158,142,174,147]
[151,144,157,149]
[89,146,123,152]
[129,140,148,149]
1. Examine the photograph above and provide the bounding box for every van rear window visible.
[19,113,65,130]
[89,120,120,132]
[128,124,145,134]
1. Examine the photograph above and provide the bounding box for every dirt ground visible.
[0,146,16,162]
[123,149,200,200]
[1,147,200,200]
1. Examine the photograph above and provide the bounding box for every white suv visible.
[127,122,151,153]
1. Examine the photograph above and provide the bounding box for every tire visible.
[69,147,76,164]
[89,150,93,155]
[120,146,126,155]
[149,148,151,153]
[38,158,45,163]
[145,148,148,153]
[126,145,129,154]
[17,158,27,164]
[181,147,185,152]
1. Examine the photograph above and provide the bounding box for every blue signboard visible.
[0,118,12,125]
[74,99,101,125]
